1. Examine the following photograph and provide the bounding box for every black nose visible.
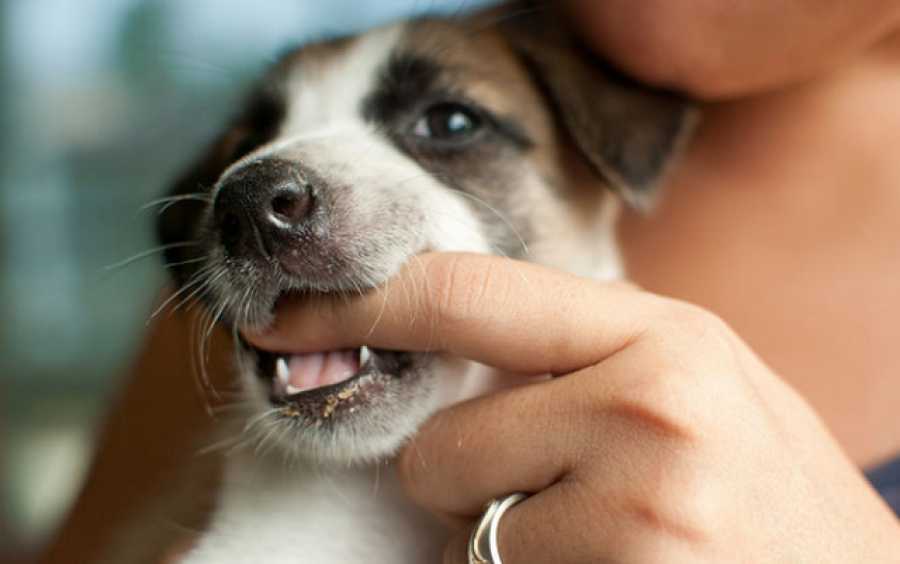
[214,159,314,259]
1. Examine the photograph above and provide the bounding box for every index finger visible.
[244,253,652,375]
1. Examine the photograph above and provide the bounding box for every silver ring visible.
[468,492,528,564]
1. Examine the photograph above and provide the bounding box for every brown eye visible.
[413,103,482,141]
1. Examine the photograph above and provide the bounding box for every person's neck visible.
[618,45,900,468]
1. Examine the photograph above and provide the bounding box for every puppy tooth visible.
[285,384,303,396]
[359,345,371,366]
[276,357,290,385]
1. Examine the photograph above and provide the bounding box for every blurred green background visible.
[0,1,493,560]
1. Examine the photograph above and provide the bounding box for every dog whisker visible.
[191,304,219,416]
[162,257,208,270]
[188,266,238,409]
[156,50,246,82]
[242,407,283,435]
[146,264,215,324]
[104,241,200,272]
[141,192,213,215]
[195,435,244,457]
[161,265,222,322]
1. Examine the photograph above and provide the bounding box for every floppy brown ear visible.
[498,4,698,209]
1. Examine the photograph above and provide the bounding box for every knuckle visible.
[654,300,726,336]
[576,374,702,453]
[644,300,735,368]
[615,359,721,443]
[607,393,697,444]
[581,476,718,563]
[609,357,698,426]
[615,539,694,564]
[618,472,720,551]
[626,497,706,544]
[577,353,717,446]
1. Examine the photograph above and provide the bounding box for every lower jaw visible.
[247,345,416,424]
[232,345,444,464]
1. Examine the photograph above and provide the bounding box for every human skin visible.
[566,0,900,99]
[246,253,900,563]
[42,3,900,563]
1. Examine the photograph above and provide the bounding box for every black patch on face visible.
[361,52,533,152]
[362,53,443,125]
[489,114,534,151]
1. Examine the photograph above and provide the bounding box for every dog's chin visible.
[234,339,441,466]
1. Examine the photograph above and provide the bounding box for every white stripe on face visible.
[281,25,404,137]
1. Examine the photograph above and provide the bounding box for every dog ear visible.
[498,4,698,209]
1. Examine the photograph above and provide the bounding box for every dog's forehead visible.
[276,19,536,134]
[278,24,404,134]
[399,19,542,114]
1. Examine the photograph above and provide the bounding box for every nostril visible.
[270,189,310,225]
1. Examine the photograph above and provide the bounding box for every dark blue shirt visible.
[867,456,900,516]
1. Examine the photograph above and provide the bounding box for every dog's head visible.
[159,3,694,464]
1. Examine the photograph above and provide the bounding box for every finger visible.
[398,379,574,518]
[441,527,470,564]
[396,350,702,520]
[245,252,653,376]
[442,483,630,564]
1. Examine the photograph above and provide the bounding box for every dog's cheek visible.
[407,146,535,258]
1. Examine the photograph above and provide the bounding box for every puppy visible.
[153,3,694,562]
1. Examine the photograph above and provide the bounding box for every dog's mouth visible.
[242,340,417,422]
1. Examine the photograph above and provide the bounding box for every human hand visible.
[566,0,900,99]
[247,253,900,563]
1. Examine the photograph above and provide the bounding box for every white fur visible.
[183,454,446,563]
[282,26,403,135]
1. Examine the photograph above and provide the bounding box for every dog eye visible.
[412,103,482,141]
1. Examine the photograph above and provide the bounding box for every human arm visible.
[40,295,232,564]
